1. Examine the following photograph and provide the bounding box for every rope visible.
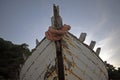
[45,24,71,41]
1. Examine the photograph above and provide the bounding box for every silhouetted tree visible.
[105,61,120,80]
[0,38,31,80]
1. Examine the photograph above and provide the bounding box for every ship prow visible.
[20,4,108,80]
[20,32,108,80]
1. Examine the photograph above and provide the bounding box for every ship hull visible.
[20,33,108,80]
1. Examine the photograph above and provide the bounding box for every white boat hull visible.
[20,33,108,80]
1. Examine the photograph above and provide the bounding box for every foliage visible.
[105,61,120,80]
[1,37,120,80]
[0,38,31,80]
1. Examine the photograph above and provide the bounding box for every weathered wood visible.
[52,4,65,80]
[96,47,101,55]
[79,33,87,42]
[20,33,108,80]
[89,41,96,49]
[20,4,108,80]
[55,40,65,80]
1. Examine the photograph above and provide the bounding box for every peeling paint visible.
[20,33,108,80]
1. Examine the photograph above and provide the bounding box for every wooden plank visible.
[55,40,65,80]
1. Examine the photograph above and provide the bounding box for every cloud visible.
[93,13,108,32]
[96,29,120,67]
[84,12,108,46]
[97,36,116,60]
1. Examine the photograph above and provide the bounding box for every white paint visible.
[20,33,108,80]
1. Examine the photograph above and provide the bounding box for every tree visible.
[0,38,31,80]
[105,61,120,80]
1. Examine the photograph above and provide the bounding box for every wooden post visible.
[79,33,87,42]
[52,4,65,80]
[89,41,96,49]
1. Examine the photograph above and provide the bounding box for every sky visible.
[0,0,120,68]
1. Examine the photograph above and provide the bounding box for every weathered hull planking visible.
[20,33,108,80]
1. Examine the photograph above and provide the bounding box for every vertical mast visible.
[51,4,65,80]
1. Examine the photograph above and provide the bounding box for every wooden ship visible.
[20,5,108,80]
